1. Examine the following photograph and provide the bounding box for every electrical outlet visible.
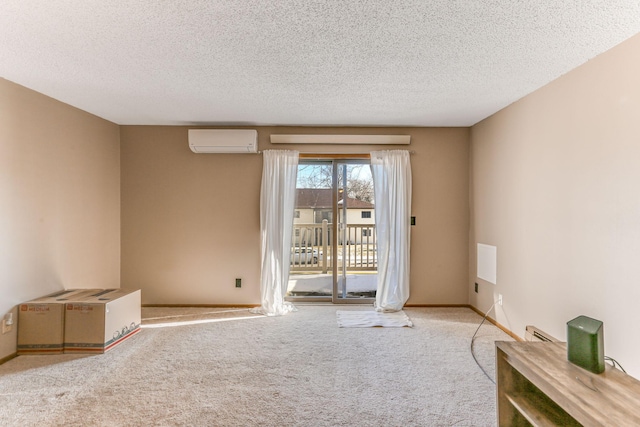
[1,320,11,334]
[235,278,242,288]
[474,282,478,293]
[498,294,503,306]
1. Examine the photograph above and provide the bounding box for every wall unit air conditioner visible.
[188,129,258,153]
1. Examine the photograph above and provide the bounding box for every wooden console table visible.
[496,341,640,426]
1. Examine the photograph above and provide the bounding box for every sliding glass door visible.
[287,159,377,304]
[332,160,377,303]
[288,161,333,298]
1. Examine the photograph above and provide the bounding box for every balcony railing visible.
[291,221,377,272]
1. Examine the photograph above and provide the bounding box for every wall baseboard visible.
[0,352,17,366]
[405,303,522,341]
[142,304,258,308]
[468,304,523,342]
[405,304,471,308]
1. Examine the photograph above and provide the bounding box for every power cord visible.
[605,356,627,373]
[470,301,498,385]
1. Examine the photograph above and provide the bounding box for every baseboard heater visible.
[525,325,559,342]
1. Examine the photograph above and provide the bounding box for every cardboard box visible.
[17,289,103,355]
[64,289,141,354]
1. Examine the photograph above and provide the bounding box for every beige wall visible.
[470,33,640,378]
[0,79,121,359]
[121,127,470,305]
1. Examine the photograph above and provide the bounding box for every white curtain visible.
[251,150,299,316]
[370,150,412,312]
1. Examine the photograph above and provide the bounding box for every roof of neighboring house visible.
[296,189,374,209]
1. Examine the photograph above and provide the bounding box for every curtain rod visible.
[256,151,415,156]
[288,151,415,158]
[299,153,370,159]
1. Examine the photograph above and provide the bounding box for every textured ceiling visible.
[1,1,640,127]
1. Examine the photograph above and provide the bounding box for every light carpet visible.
[336,309,413,328]
[0,305,512,426]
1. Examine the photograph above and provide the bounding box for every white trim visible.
[270,134,410,145]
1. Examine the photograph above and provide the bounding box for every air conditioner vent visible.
[188,129,258,153]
